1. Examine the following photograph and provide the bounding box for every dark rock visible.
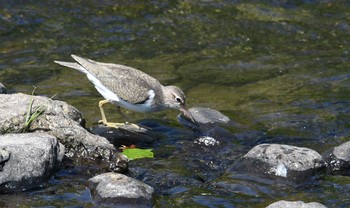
[266,200,327,208]
[229,144,325,183]
[0,149,10,172]
[0,93,128,173]
[89,172,154,207]
[128,134,242,193]
[90,125,158,147]
[323,141,350,175]
[0,82,6,94]
[0,133,63,193]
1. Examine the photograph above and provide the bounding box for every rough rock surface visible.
[0,93,128,172]
[0,133,63,193]
[266,200,327,208]
[0,82,6,94]
[229,144,325,183]
[323,141,350,174]
[89,172,154,207]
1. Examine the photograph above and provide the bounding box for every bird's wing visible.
[97,74,153,104]
[66,55,161,104]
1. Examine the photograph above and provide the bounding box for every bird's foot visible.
[98,120,148,131]
[98,120,127,128]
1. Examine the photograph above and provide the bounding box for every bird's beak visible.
[180,105,196,124]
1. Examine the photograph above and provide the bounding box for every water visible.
[1,0,350,207]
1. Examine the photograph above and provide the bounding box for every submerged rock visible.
[0,82,6,94]
[129,165,205,195]
[323,141,350,175]
[89,172,154,207]
[229,144,325,183]
[0,93,128,173]
[266,200,327,208]
[0,133,63,193]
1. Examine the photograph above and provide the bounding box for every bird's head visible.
[164,86,196,123]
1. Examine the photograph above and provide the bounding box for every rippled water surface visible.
[1,0,350,207]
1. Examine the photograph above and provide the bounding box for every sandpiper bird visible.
[54,55,195,128]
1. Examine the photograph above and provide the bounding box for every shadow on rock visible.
[90,124,161,147]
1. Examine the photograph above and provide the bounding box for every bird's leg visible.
[116,106,130,123]
[116,106,146,130]
[98,100,125,128]
[98,100,109,124]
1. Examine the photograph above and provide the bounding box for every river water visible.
[1,1,350,207]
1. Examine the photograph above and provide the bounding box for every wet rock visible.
[178,107,232,129]
[188,107,230,124]
[128,132,242,193]
[0,133,63,193]
[90,125,158,147]
[178,107,237,145]
[266,200,327,208]
[0,93,128,173]
[323,141,350,175]
[229,144,325,183]
[89,172,154,207]
[0,82,6,94]
[193,136,220,146]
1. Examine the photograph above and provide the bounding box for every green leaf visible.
[121,148,154,160]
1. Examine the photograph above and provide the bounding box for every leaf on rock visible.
[121,148,154,160]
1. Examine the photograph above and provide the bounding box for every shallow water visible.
[1,0,350,207]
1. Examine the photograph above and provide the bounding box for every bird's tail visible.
[54,60,88,74]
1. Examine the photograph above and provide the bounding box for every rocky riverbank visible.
[1,82,349,207]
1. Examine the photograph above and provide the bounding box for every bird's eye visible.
[175,97,183,103]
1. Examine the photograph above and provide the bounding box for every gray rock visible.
[266,200,327,208]
[191,107,230,124]
[230,144,325,183]
[0,82,6,94]
[186,107,230,124]
[0,133,63,193]
[178,107,237,142]
[323,141,350,174]
[333,141,350,161]
[0,93,128,172]
[89,172,154,207]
